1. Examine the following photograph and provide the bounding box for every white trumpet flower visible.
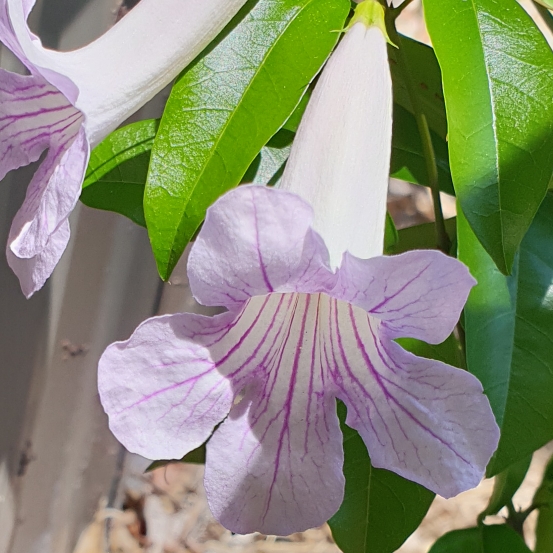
[280,0,393,265]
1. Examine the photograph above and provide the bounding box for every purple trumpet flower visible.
[0,0,247,297]
[98,1,499,536]
[99,185,498,535]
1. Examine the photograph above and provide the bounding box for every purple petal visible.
[188,186,335,308]
[326,298,499,498]
[6,218,70,297]
[205,293,344,535]
[8,126,87,260]
[98,310,239,460]
[0,69,82,181]
[335,250,476,344]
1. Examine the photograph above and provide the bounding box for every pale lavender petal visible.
[189,186,335,308]
[98,310,238,460]
[9,126,87,260]
[0,68,82,181]
[6,218,69,297]
[325,298,499,498]
[335,250,476,344]
[205,293,344,535]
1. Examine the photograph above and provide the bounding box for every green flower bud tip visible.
[347,0,396,47]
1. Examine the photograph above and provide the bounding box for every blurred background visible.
[0,1,551,552]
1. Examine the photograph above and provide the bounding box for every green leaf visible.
[428,525,531,553]
[458,194,553,476]
[329,402,434,553]
[145,0,349,279]
[81,119,159,227]
[479,455,532,520]
[389,35,446,140]
[536,506,553,553]
[423,0,553,274]
[534,455,553,553]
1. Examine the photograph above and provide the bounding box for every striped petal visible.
[7,219,70,298]
[0,69,82,182]
[100,291,345,533]
[98,310,238,461]
[335,250,476,344]
[188,186,335,309]
[205,293,344,535]
[325,298,499,498]
[7,127,88,296]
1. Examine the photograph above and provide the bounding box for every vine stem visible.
[387,19,451,254]
[390,0,416,19]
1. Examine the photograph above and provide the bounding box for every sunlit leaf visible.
[145,0,350,279]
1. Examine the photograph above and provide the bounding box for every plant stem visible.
[390,0,416,20]
[386,19,451,253]
[534,3,553,37]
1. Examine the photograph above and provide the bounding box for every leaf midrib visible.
[470,0,506,270]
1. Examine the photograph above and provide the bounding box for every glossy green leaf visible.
[145,0,349,279]
[458,194,553,476]
[479,455,532,520]
[424,0,553,274]
[428,525,531,553]
[81,120,158,227]
[329,402,434,553]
